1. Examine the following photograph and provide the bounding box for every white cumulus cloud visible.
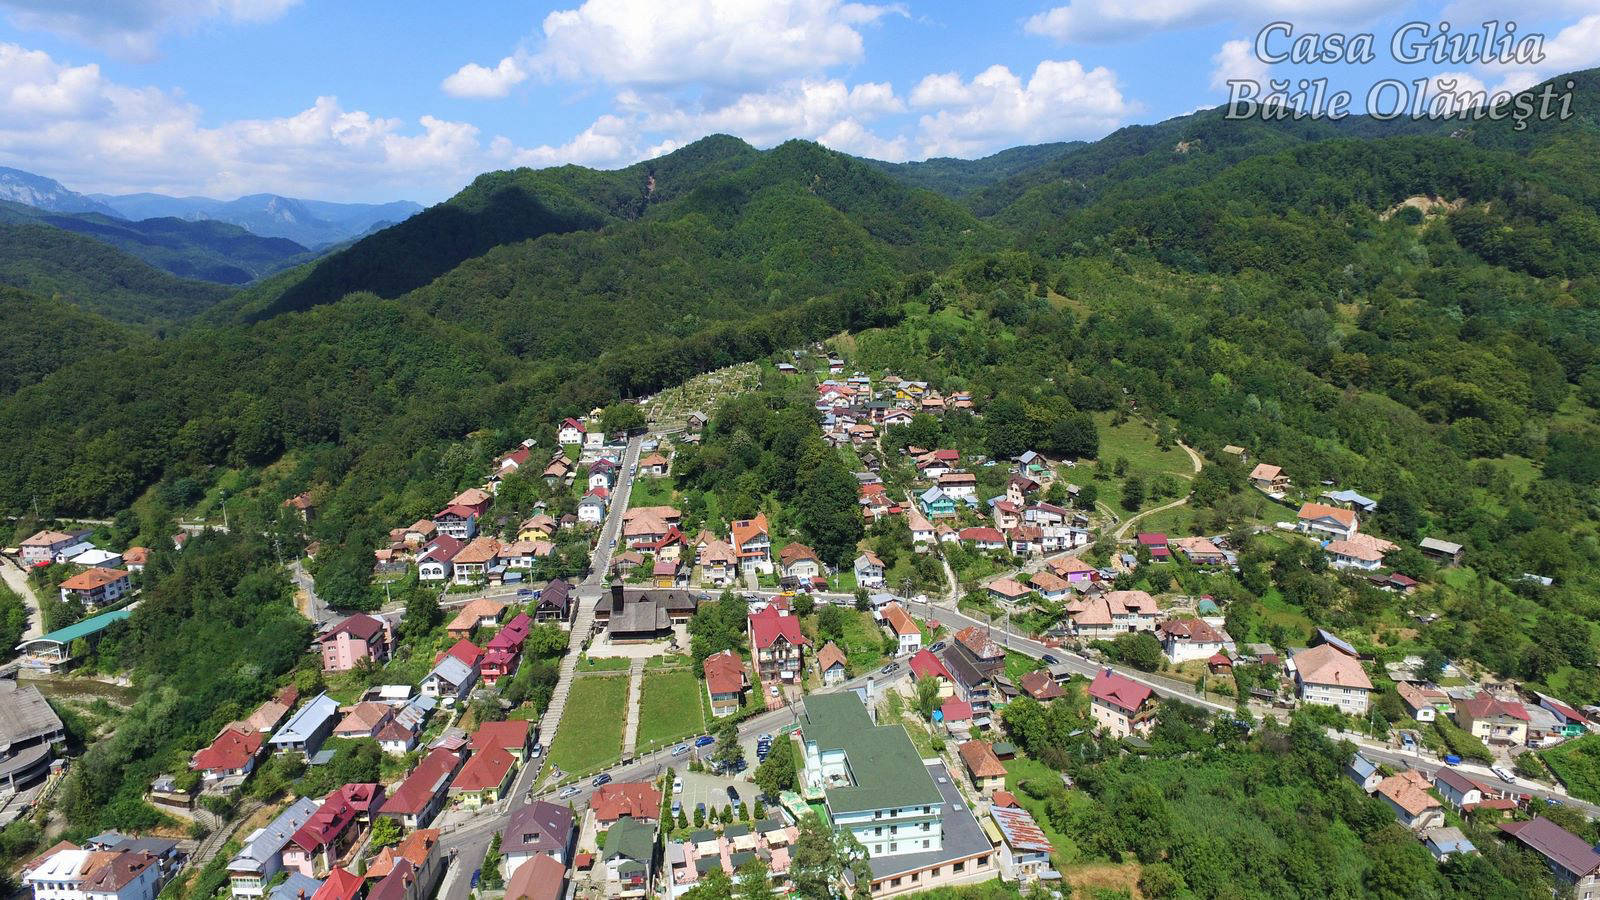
[442,0,905,97]
[0,0,299,60]
[910,60,1131,157]
[1209,38,1270,93]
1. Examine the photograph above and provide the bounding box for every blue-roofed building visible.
[1423,826,1476,860]
[1345,751,1381,793]
[919,487,955,519]
[266,871,323,900]
[268,693,340,760]
[228,796,319,898]
[1322,489,1378,513]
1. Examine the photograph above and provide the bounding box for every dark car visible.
[928,641,946,653]
[696,802,707,818]
[1041,654,1059,665]
[726,786,741,804]
[694,735,716,748]
[592,773,612,788]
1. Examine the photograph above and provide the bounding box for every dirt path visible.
[1,556,44,640]
[1112,440,1203,542]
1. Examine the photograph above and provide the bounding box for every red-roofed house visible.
[589,782,662,825]
[1296,502,1358,541]
[748,604,809,683]
[450,746,516,809]
[191,727,265,781]
[435,638,483,671]
[1135,533,1170,560]
[816,642,847,685]
[469,720,533,762]
[958,527,1006,551]
[1454,692,1530,746]
[731,514,773,575]
[320,614,391,673]
[957,741,1007,796]
[1499,817,1600,894]
[379,749,464,829]
[939,698,973,735]
[908,649,952,694]
[880,603,921,655]
[1018,670,1064,701]
[311,867,364,900]
[285,792,362,876]
[1157,618,1229,664]
[702,649,747,717]
[1088,669,1157,739]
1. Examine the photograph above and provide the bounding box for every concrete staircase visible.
[621,658,646,757]
[537,601,596,746]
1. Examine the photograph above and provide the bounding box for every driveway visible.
[0,556,43,640]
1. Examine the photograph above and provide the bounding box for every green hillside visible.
[0,224,235,325]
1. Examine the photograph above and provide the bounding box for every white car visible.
[1491,764,1517,783]
[673,776,684,794]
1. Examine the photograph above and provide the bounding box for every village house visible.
[415,536,462,582]
[1157,618,1229,664]
[446,598,506,637]
[59,568,131,608]
[1018,671,1063,702]
[698,538,738,587]
[533,579,573,626]
[936,472,978,500]
[227,797,321,897]
[919,487,957,519]
[20,530,89,565]
[590,782,663,825]
[778,544,823,584]
[989,802,1056,886]
[638,453,671,477]
[907,509,935,545]
[431,506,477,541]
[1291,644,1372,714]
[420,655,477,704]
[600,818,654,900]
[990,500,1022,531]
[500,800,574,878]
[449,537,501,585]
[1419,537,1464,567]
[957,740,1006,797]
[1498,817,1600,895]
[283,789,370,877]
[1249,463,1289,494]
[1047,555,1098,587]
[817,642,848,685]
[268,694,341,760]
[1296,502,1359,541]
[1374,771,1445,831]
[749,603,810,684]
[365,829,444,900]
[881,603,921,656]
[577,490,607,525]
[1027,571,1070,601]
[319,614,390,673]
[1087,668,1157,739]
[853,551,886,589]
[378,749,463,830]
[332,702,394,741]
[1135,533,1170,561]
[1068,590,1160,641]
[909,649,953,697]
[959,527,1006,552]
[556,418,585,446]
[703,649,747,717]
[449,746,516,809]
[731,513,773,575]
[986,578,1031,606]
[191,727,265,783]
[1453,692,1530,747]
[1172,536,1226,565]
[587,458,618,491]
[1396,682,1446,722]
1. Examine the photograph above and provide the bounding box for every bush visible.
[1430,717,1493,765]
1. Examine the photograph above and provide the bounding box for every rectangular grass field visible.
[637,668,707,749]
[548,673,629,775]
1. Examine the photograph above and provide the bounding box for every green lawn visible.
[579,656,633,672]
[637,669,707,751]
[838,609,889,674]
[1003,756,1080,863]
[548,674,629,775]
[1004,651,1043,681]
[630,476,677,508]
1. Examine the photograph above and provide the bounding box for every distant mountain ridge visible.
[0,167,124,218]
[88,191,423,247]
[0,200,316,284]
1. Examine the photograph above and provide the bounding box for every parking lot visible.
[672,768,754,818]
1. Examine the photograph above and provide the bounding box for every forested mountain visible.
[863,141,1081,196]
[0,200,316,284]
[0,224,234,325]
[88,192,423,247]
[0,286,140,393]
[3,70,1599,644]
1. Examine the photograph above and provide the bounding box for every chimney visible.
[611,582,625,613]
[1103,667,1113,678]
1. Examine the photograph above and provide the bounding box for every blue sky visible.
[0,0,1594,203]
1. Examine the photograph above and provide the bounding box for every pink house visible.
[283,790,364,877]
[319,614,391,673]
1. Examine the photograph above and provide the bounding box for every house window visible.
[953,862,965,873]
[922,839,930,848]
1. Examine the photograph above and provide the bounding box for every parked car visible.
[671,800,682,816]
[769,684,779,697]
[1444,754,1462,765]
[696,802,706,818]
[517,588,533,596]
[673,776,684,794]
[928,641,946,653]
[880,663,900,675]
[671,744,690,757]
[695,735,716,748]
[1492,764,1517,783]
[1041,654,1059,665]
[530,743,543,758]
[592,773,612,787]
[726,786,741,804]
[559,785,581,800]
